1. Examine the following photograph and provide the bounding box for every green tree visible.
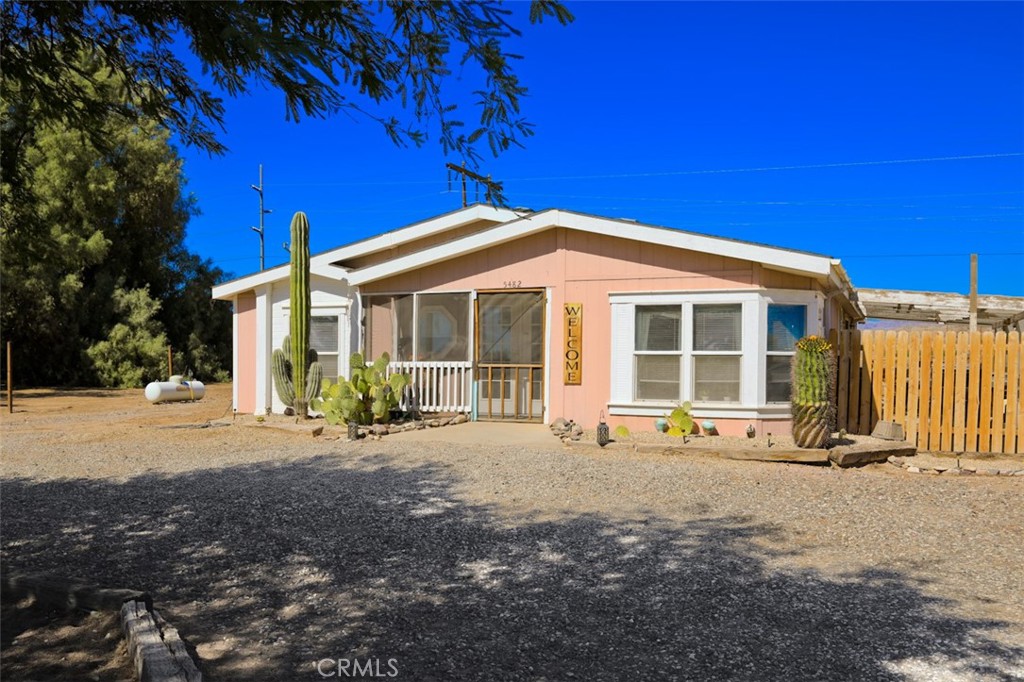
[86,287,169,388]
[1,1,573,194]
[0,55,232,386]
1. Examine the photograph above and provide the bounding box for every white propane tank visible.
[145,380,206,403]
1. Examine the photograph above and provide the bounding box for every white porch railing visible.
[388,361,472,414]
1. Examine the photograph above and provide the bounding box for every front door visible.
[475,291,545,421]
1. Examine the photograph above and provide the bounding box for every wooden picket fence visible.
[830,329,1022,454]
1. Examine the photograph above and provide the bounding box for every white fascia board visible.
[310,204,519,268]
[350,209,835,286]
[562,212,833,277]
[212,264,290,300]
[348,210,558,285]
[211,263,348,301]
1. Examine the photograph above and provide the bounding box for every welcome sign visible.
[563,302,582,385]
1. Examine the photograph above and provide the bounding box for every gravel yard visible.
[2,387,1023,680]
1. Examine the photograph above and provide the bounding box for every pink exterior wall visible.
[235,291,257,414]
[363,228,829,433]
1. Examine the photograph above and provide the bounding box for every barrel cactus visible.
[272,335,322,415]
[290,211,312,417]
[790,335,836,448]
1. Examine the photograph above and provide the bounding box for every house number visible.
[503,280,522,288]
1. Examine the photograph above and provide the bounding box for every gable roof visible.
[345,208,839,285]
[212,204,517,299]
[213,205,858,319]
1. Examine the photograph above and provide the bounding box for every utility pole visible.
[445,162,503,207]
[250,164,272,271]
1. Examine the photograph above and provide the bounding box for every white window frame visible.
[632,304,684,403]
[691,303,744,405]
[608,289,822,419]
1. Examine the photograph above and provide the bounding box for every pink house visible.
[212,205,863,435]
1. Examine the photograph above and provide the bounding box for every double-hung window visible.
[311,316,340,379]
[765,304,807,403]
[692,304,742,403]
[634,306,682,401]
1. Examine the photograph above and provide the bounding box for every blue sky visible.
[177,1,1024,296]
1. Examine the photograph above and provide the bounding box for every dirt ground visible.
[2,386,1022,681]
[1,596,134,682]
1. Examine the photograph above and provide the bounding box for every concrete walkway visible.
[384,421,560,449]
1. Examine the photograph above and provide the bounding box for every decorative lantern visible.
[596,411,610,447]
[347,421,359,442]
[746,424,756,438]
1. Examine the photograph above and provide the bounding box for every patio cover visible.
[857,288,1024,331]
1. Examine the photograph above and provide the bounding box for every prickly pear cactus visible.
[790,335,836,448]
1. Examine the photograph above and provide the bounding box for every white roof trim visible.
[310,204,519,268]
[348,209,836,286]
[211,263,346,300]
[212,204,516,300]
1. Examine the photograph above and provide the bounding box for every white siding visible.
[269,275,355,414]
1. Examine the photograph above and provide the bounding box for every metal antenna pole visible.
[250,164,272,271]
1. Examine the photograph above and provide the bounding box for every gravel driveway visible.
[2,389,1023,681]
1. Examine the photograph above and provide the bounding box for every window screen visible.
[363,294,413,361]
[415,293,470,361]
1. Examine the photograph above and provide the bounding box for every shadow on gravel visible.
[2,453,1022,681]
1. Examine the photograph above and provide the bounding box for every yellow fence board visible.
[1007,333,1020,454]
[940,332,956,452]
[858,332,874,435]
[918,333,933,449]
[965,332,982,453]
[883,331,897,422]
[836,330,851,431]
[978,332,994,452]
[928,332,944,451]
[1017,335,1024,454]
[893,331,909,432]
[906,332,921,445]
[991,332,1007,453]
[953,332,968,452]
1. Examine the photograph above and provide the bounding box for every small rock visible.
[372,424,389,436]
[907,466,921,473]
[976,468,998,476]
[998,470,1017,476]
[416,421,426,430]
[453,414,468,425]
[922,469,940,475]
[945,468,963,476]
[311,425,324,437]
[1013,470,1024,476]
[552,417,569,430]
[428,419,441,428]
[283,407,295,416]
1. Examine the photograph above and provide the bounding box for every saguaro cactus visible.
[291,211,311,416]
[272,335,322,413]
[790,335,836,448]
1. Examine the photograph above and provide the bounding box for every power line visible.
[264,152,1023,188]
